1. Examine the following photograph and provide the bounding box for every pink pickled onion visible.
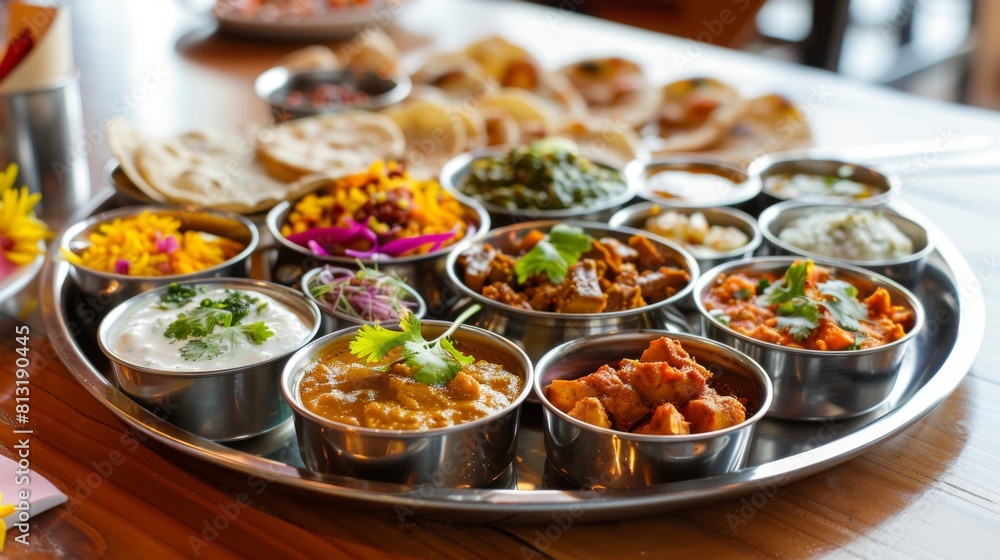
[114,259,130,275]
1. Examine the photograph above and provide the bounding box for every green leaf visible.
[239,321,275,344]
[158,283,199,308]
[819,279,868,332]
[440,337,474,365]
[349,323,417,363]
[776,303,821,340]
[734,288,752,301]
[514,225,593,284]
[403,341,461,385]
[709,309,731,326]
[179,338,224,361]
[164,307,233,340]
[347,305,482,385]
[756,278,771,293]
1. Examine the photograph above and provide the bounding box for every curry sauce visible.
[298,347,524,430]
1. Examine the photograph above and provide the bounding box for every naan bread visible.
[335,27,400,77]
[559,118,647,169]
[381,97,467,178]
[709,94,813,164]
[559,57,662,129]
[108,120,312,214]
[477,88,558,144]
[256,111,406,181]
[646,78,746,154]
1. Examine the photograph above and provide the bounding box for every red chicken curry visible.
[545,337,747,435]
[702,260,916,351]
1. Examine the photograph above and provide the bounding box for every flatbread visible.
[645,78,746,154]
[709,94,813,164]
[559,57,662,129]
[256,111,406,181]
[559,118,647,169]
[108,120,312,214]
[477,88,558,144]
[381,97,467,178]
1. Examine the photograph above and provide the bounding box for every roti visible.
[256,111,406,181]
[559,57,661,129]
[645,78,746,154]
[109,120,314,214]
[381,97,467,178]
[709,94,813,164]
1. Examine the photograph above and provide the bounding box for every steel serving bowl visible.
[534,330,772,489]
[445,220,700,364]
[97,278,322,442]
[266,193,490,315]
[694,257,925,420]
[281,320,534,487]
[255,67,412,122]
[748,156,900,209]
[634,156,759,213]
[609,202,762,273]
[757,200,933,288]
[438,147,643,227]
[300,265,428,333]
[60,205,259,309]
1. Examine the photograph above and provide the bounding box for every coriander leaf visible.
[348,304,481,385]
[158,283,198,308]
[514,225,593,284]
[164,307,233,340]
[178,322,275,362]
[735,288,752,300]
[403,340,461,385]
[199,290,260,325]
[847,331,869,351]
[709,309,731,326]
[776,303,821,340]
[819,279,868,332]
[349,323,417,363]
[761,261,810,305]
[547,224,593,255]
[180,338,224,361]
[239,321,275,344]
[440,337,474,365]
[756,278,771,293]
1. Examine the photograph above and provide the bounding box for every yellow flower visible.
[0,490,14,551]
[0,163,53,267]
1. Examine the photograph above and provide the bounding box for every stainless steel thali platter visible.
[41,187,984,523]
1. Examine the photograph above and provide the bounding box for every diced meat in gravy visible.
[634,403,691,435]
[628,234,668,268]
[600,237,639,262]
[636,267,690,302]
[603,282,645,312]
[617,358,707,408]
[555,259,607,313]
[541,337,749,435]
[581,239,622,275]
[482,282,531,309]
[568,397,612,428]
[459,244,517,292]
[578,365,651,430]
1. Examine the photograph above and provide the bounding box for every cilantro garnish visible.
[158,283,199,308]
[758,261,870,342]
[179,322,275,361]
[163,289,274,362]
[349,304,480,386]
[513,225,593,284]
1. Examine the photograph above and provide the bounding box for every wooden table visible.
[3,0,999,557]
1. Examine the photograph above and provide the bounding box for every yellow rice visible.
[62,211,244,276]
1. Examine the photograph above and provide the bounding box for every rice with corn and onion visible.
[61,210,244,276]
[280,161,470,257]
